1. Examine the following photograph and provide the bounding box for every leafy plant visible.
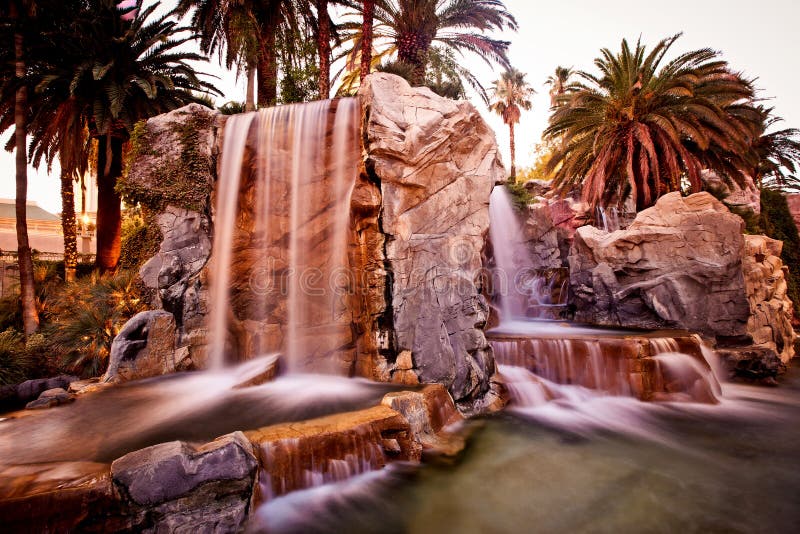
[41,270,146,377]
[0,329,31,386]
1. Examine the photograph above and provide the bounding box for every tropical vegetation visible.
[544,34,762,211]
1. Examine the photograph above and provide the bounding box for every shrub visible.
[0,329,31,385]
[119,206,162,270]
[41,270,146,377]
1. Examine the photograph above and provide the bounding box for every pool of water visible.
[250,363,800,533]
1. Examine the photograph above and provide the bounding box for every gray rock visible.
[360,73,504,407]
[717,347,786,384]
[104,310,177,383]
[1,375,79,411]
[111,432,258,532]
[25,388,75,410]
[569,192,751,339]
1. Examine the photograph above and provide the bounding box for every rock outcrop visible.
[103,310,178,383]
[742,235,796,362]
[0,375,78,412]
[569,192,751,339]
[701,170,761,216]
[360,73,504,407]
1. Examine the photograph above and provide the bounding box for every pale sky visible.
[2,0,799,213]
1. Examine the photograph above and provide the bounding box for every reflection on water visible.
[248,363,800,533]
[0,355,401,464]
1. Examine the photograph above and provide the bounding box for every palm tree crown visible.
[544,34,757,211]
[338,0,516,95]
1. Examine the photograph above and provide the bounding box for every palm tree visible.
[338,0,516,90]
[490,68,533,180]
[360,0,375,83]
[545,65,573,107]
[750,108,800,191]
[39,1,216,273]
[0,0,40,335]
[176,0,259,110]
[316,0,332,98]
[545,34,756,211]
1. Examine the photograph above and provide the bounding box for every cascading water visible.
[488,185,723,413]
[488,186,568,321]
[209,98,361,372]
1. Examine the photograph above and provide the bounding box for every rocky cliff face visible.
[742,235,796,362]
[569,192,751,338]
[359,74,505,407]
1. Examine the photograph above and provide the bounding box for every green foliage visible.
[119,207,162,270]
[279,32,320,104]
[218,101,246,115]
[758,189,800,316]
[545,34,757,211]
[507,182,537,211]
[377,50,467,101]
[0,329,32,386]
[119,111,214,213]
[41,270,146,378]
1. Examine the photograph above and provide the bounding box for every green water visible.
[254,364,800,534]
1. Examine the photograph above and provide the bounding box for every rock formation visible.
[103,310,178,383]
[569,192,750,339]
[359,73,505,407]
[569,192,796,360]
[741,235,796,362]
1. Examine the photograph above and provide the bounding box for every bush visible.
[119,206,162,270]
[0,329,31,385]
[41,270,146,377]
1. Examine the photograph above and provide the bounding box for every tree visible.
[360,0,375,83]
[316,0,332,98]
[176,0,260,110]
[490,68,533,180]
[0,0,40,335]
[545,34,757,211]
[33,1,216,273]
[545,65,574,107]
[338,0,516,94]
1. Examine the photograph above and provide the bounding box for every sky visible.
[1,0,799,214]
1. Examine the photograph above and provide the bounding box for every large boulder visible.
[701,169,761,216]
[104,310,177,383]
[111,432,258,532]
[742,235,796,362]
[360,73,504,406]
[569,192,751,339]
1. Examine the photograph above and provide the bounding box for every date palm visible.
[490,68,533,180]
[750,108,800,191]
[338,0,517,87]
[545,34,756,211]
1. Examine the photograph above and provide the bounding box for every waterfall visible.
[209,98,361,371]
[488,186,567,323]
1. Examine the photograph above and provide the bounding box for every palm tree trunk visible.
[316,0,331,99]
[397,33,431,86]
[257,26,278,108]
[60,170,78,282]
[95,135,123,274]
[13,13,39,336]
[245,61,256,112]
[509,123,516,181]
[360,0,374,83]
